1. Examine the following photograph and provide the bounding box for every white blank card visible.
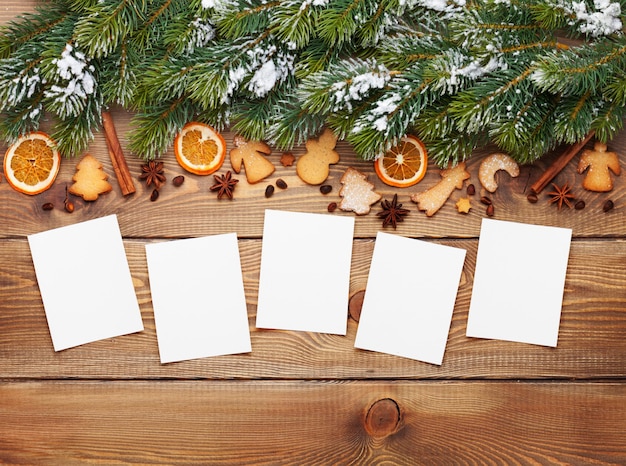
[466,219,572,347]
[28,215,143,351]
[145,233,251,363]
[354,232,466,365]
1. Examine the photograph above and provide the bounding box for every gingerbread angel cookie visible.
[577,141,621,192]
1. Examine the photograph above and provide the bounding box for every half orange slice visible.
[374,135,428,188]
[173,122,226,175]
[3,132,61,195]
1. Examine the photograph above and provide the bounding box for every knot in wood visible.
[348,290,366,322]
[364,398,401,438]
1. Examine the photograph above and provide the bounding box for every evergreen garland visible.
[0,0,624,166]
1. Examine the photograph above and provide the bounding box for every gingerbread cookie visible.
[577,141,621,192]
[410,162,470,216]
[478,152,519,193]
[338,167,381,215]
[69,154,112,201]
[296,128,340,185]
[230,136,275,184]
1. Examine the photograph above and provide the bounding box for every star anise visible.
[139,161,166,189]
[547,182,576,209]
[378,193,410,229]
[210,170,239,199]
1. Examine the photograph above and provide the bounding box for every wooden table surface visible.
[1,3,626,464]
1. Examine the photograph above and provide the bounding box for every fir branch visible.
[52,97,101,157]
[214,0,280,39]
[0,52,44,113]
[317,0,373,46]
[132,0,197,50]
[231,86,291,141]
[421,130,486,167]
[489,92,558,163]
[129,98,198,159]
[0,97,44,143]
[0,5,69,60]
[592,98,626,142]
[354,0,398,47]
[448,65,538,134]
[99,43,139,107]
[162,9,216,55]
[296,39,356,78]
[552,91,596,143]
[73,0,146,59]
[297,58,392,115]
[267,97,327,149]
[270,0,319,49]
[378,33,449,70]
[532,39,626,96]
[346,67,435,159]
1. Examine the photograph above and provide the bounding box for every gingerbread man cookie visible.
[296,128,340,185]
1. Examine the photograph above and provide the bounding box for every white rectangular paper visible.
[27,215,143,351]
[466,218,572,347]
[256,209,355,334]
[354,232,466,365]
[145,233,251,364]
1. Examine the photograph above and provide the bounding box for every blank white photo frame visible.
[28,215,143,351]
[256,209,355,335]
[145,233,252,363]
[466,219,572,347]
[354,232,466,365]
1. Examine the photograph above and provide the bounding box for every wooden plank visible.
[1,238,625,380]
[0,106,624,239]
[1,380,625,464]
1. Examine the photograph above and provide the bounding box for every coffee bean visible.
[328,202,338,212]
[172,175,185,187]
[320,184,332,195]
[265,184,275,198]
[276,179,288,189]
[574,200,585,210]
[486,204,495,217]
[150,189,159,202]
[527,193,538,203]
[480,196,492,205]
[42,203,54,211]
[466,184,475,196]
[603,200,614,212]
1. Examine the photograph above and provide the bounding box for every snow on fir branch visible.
[0,0,624,165]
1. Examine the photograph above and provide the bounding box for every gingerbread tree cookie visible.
[338,167,381,215]
[230,135,275,184]
[577,142,621,192]
[69,154,112,201]
[296,128,340,185]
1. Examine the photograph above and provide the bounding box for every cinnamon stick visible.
[101,110,136,196]
[529,130,595,195]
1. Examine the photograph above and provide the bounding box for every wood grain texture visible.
[1,3,626,464]
[0,106,624,239]
[1,381,625,465]
[1,238,625,380]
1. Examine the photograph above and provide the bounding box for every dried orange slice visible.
[374,135,428,188]
[3,132,61,195]
[173,122,226,175]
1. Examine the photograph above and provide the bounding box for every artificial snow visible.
[328,61,391,112]
[201,0,218,8]
[565,0,622,37]
[185,18,216,54]
[44,44,97,117]
[248,60,278,98]
[300,0,330,11]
